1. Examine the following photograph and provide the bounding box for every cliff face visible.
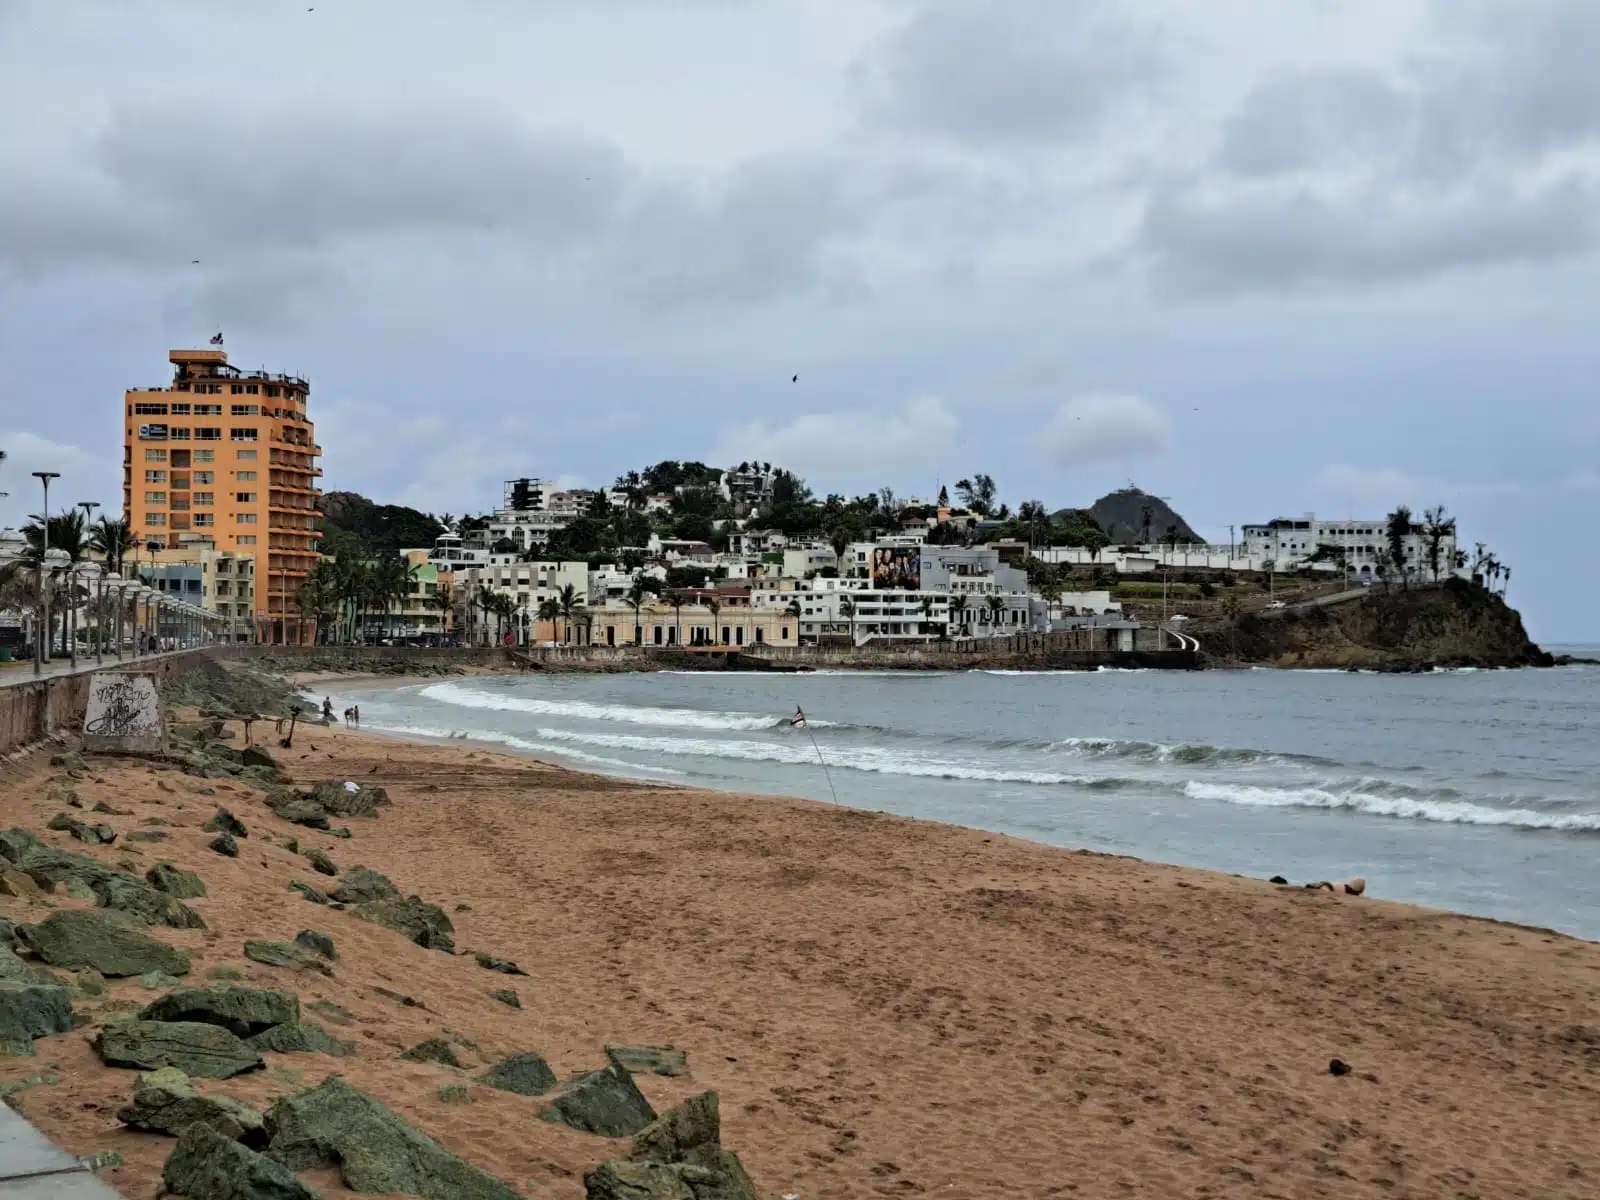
[1212,579,1551,669]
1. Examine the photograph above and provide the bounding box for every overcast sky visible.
[2,0,1596,639]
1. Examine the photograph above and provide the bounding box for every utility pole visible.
[32,471,59,676]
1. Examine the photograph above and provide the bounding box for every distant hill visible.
[320,491,443,560]
[1078,487,1200,545]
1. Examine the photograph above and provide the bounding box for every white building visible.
[1241,513,1459,582]
[782,546,837,578]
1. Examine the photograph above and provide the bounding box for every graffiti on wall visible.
[83,672,167,753]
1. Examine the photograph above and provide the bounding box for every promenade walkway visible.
[0,1105,122,1196]
[0,648,200,690]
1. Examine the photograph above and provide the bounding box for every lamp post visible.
[107,578,125,660]
[30,472,60,675]
[77,502,101,664]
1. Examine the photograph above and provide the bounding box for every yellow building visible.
[140,545,256,643]
[124,347,322,643]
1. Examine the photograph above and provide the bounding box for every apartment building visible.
[143,545,256,642]
[124,347,321,643]
[1241,513,1459,581]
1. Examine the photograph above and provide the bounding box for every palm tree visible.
[475,585,496,647]
[429,578,455,641]
[919,594,936,639]
[557,583,582,645]
[89,516,137,577]
[985,593,1006,631]
[624,578,648,646]
[706,596,722,646]
[21,511,87,654]
[495,593,519,646]
[536,597,559,644]
[948,593,968,638]
[839,594,856,645]
[669,593,685,648]
[829,527,852,576]
[784,598,802,644]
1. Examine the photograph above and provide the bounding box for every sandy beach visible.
[2,714,1597,1199]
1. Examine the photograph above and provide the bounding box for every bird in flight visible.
[792,374,798,383]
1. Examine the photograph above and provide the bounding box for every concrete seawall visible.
[0,651,209,757]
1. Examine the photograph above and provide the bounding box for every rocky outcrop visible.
[0,980,73,1046]
[247,1021,353,1058]
[46,812,116,845]
[302,848,339,877]
[118,1066,267,1144]
[15,910,191,978]
[163,1120,318,1200]
[399,1038,461,1067]
[147,861,207,900]
[0,829,195,926]
[489,987,520,1008]
[352,896,455,951]
[304,779,391,818]
[289,880,330,905]
[96,1019,264,1078]
[244,940,329,973]
[608,1045,689,1078]
[139,986,299,1038]
[264,1076,520,1200]
[211,831,240,857]
[293,930,336,960]
[267,793,330,831]
[203,808,250,838]
[541,1064,656,1138]
[473,952,527,976]
[91,872,207,929]
[328,866,398,904]
[585,1092,758,1200]
[477,1051,557,1097]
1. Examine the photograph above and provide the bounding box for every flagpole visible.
[795,705,840,805]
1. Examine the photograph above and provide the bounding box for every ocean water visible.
[325,661,1600,940]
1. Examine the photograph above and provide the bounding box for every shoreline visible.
[2,720,1598,1197]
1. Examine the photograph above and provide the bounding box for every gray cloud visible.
[853,0,1168,145]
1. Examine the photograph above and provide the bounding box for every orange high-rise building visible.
[123,348,322,643]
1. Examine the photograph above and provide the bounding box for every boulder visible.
[203,808,249,838]
[0,981,73,1044]
[50,752,88,778]
[92,801,133,816]
[609,1045,690,1078]
[289,880,330,904]
[91,873,207,929]
[268,794,330,831]
[399,1038,461,1067]
[489,987,520,1009]
[631,1092,721,1163]
[211,831,240,857]
[293,930,336,960]
[328,866,398,905]
[46,781,80,808]
[476,1052,556,1097]
[0,866,46,901]
[353,896,455,951]
[302,848,338,877]
[264,1076,520,1200]
[118,1066,268,1145]
[304,780,390,818]
[125,830,168,843]
[140,986,299,1038]
[540,1064,656,1138]
[244,940,327,973]
[473,952,527,976]
[0,943,58,986]
[247,1021,353,1058]
[46,812,116,845]
[584,1156,757,1200]
[240,745,277,771]
[96,1019,264,1078]
[147,861,207,900]
[15,910,190,978]
[141,971,183,989]
[163,1120,319,1200]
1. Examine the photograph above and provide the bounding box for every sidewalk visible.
[0,648,198,690]
[0,1106,122,1196]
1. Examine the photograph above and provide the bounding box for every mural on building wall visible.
[82,672,167,754]
[870,548,921,591]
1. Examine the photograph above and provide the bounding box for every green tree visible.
[1422,506,1455,582]
[948,593,968,636]
[839,594,856,645]
[558,583,583,645]
[1385,506,1414,588]
[985,594,1006,629]
[624,578,648,645]
[88,516,137,576]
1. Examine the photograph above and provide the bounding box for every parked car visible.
[1266,600,1286,610]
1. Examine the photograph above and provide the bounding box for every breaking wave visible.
[418,682,789,731]
[1182,780,1600,832]
[363,720,686,778]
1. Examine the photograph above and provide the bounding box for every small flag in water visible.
[209,331,224,345]
[789,706,806,727]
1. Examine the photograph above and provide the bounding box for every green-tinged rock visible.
[292,931,335,960]
[92,801,132,816]
[247,1021,353,1058]
[0,1071,59,1100]
[163,1120,319,1199]
[327,866,398,905]
[473,952,527,976]
[264,1076,520,1200]
[608,1045,690,1078]
[96,1019,264,1078]
[141,971,183,989]
[476,1051,556,1097]
[0,866,47,900]
[211,831,240,857]
[587,1152,758,1200]
[146,862,207,899]
[140,986,299,1037]
[46,781,80,808]
[632,1092,720,1163]
[244,940,326,973]
[207,966,246,981]
[438,1084,472,1104]
[301,848,338,877]
[306,999,353,1025]
[126,830,168,843]
[14,909,190,978]
[50,752,88,778]
[74,969,106,997]
[0,942,59,985]
[289,880,329,904]
[353,896,455,951]
[0,1034,35,1057]
[489,987,520,1009]
[91,873,207,929]
[540,1064,656,1138]
[118,1066,268,1145]
[399,1038,461,1067]
[304,780,390,818]
[329,827,352,839]
[47,812,116,845]
[267,793,330,830]
[0,980,73,1043]
[65,878,96,901]
[241,745,277,771]
[203,807,249,838]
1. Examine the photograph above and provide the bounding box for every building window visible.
[194,449,215,463]
[145,491,167,504]
[133,402,168,415]
[195,427,221,440]
[171,516,191,530]
[266,386,281,397]
[169,403,192,415]
[236,470,257,482]
[237,535,257,545]
[246,384,259,394]
[144,470,167,483]
[236,449,258,461]
[194,513,214,527]
[193,492,214,505]
[194,471,214,485]
[146,513,166,527]
[144,449,167,463]
[195,404,222,415]
[231,405,259,416]
[231,384,244,394]
[236,492,257,503]
[237,512,257,524]
[230,427,257,441]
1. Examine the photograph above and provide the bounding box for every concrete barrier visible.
[0,651,209,757]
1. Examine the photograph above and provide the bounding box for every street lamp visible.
[31,471,59,675]
[77,502,101,664]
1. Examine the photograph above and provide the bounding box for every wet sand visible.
[2,721,1597,1199]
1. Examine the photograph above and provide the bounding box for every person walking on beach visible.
[322,697,335,723]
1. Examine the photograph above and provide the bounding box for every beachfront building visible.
[782,545,837,578]
[1241,513,1459,582]
[141,544,256,642]
[453,559,589,645]
[585,599,799,649]
[124,346,321,643]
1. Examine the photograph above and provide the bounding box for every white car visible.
[1266,600,1287,610]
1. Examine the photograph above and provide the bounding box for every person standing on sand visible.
[322,697,335,723]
